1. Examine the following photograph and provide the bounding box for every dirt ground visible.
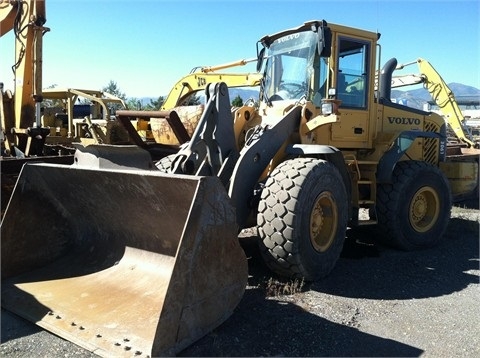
[1,201,479,357]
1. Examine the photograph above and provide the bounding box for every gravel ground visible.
[1,202,479,357]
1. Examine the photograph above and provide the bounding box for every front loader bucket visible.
[1,163,247,357]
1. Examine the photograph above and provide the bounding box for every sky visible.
[1,0,479,98]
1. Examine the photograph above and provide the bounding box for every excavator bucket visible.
[1,149,248,357]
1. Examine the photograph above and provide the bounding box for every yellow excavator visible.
[2,19,479,357]
[1,0,51,156]
[161,58,261,111]
[123,58,261,148]
[0,0,129,156]
[389,58,477,148]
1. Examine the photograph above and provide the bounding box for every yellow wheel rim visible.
[409,186,440,233]
[310,192,338,252]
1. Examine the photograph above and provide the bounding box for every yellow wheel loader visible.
[2,20,479,357]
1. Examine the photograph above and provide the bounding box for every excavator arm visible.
[161,58,261,110]
[1,0,50,155]
[391,58,475,148]
[0,0,16,36]
[1,0,48,127]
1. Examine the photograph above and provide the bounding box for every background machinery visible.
[389,58,477,148]
[1,0,51,156]
[121,58,261,149]
[2,19,479,357]
[0,0,259,218]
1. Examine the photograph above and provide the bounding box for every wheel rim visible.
[310,192,338,252]
[409,186,440,233]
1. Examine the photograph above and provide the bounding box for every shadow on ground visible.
[180,208,478,356]
[179,288,423,357]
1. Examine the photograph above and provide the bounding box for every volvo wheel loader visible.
[2,20,479,357]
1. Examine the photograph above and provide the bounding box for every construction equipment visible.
[1,0,51,156]
[40,87,129,145]
[161,58,261,111]
[1,0,129,155]
[134,58,261,146]
[2,19,480,357]
[0,0,132,219]
[389,58,477,148]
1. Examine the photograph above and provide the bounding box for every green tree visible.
[102,80,126,100]
[126,98,142,110]
[181,94,201,106]
[102,80,127,113]
[145,96,165,110]
[231,95,243,107]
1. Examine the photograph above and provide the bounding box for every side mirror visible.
[256,47,266,72]
[312,21,332,58]
[320,27,332,57]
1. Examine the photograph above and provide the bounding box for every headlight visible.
[321,102,333,115]
[321,99,341,116]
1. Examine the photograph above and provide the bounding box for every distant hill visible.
[228,88,259,103]
[391,83,480,110]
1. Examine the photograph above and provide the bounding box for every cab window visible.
[337,37,369,109]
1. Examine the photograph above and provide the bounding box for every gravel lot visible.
[1,202,479,357]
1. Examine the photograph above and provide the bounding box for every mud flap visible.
[1,163,247,357]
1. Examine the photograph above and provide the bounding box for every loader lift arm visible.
[391,58,475,148]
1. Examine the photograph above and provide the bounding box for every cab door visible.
[331,36,372,147]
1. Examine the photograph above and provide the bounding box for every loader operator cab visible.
[257,21,373,114]
[257,21,331,107]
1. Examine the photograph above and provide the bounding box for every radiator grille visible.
[423,120,441,164]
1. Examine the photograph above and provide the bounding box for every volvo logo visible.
[388,116,421,125]
[276,34,300,43]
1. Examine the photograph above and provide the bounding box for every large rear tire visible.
[375,161,452,251]
[257,158,348,281]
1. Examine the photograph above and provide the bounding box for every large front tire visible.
[257,158,348,281]
[375,161,452,251]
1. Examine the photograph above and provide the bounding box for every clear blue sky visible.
[1,0,479,98]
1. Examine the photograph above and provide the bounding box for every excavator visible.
[388,58,477,148]
[121,58,261,148]
[1,0,53,156]
[0,0,133,218]
[386,58,479,201]
[161,58,261,111]
[2,19,479,357]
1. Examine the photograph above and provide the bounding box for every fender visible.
[229,106,302,227]
[377,130,447,183]
[286,144,352,219]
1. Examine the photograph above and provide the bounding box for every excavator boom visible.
[161,58,261,110]
[392,58,475,147]
[1,0,48,128]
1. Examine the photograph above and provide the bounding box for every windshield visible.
[262,31,318,102]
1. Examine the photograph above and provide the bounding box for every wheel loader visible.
[2,20,479,357]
